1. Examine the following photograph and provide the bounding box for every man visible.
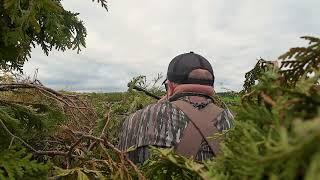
[118,52,234,165]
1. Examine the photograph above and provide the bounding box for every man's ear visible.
[167,81,175,96]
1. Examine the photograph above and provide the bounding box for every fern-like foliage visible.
[0,100,66,150]
[142,147,206,180]
[243,36,320,92]
[0,148,49,180]
[91,0,108,11]
[53,166,105,180]
[279,36,320,84]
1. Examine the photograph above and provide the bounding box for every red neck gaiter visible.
[172,84,214,96]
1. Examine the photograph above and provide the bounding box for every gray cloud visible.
[23,0,320,92]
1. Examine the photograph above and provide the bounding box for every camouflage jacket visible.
[117,94,234,164]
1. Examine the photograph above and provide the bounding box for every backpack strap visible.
[171,100,224,158]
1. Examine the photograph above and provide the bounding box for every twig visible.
[65,128,146,180]
[261,92,276,106]
[87,105,113,151]
[36,88,65,106]
[66,136,84,169]
[0,98,93,110]
[72,95,97,117]
[100,106,113,138]
[0,118,81,158]
[9,137,15,149]
[62,96,92,123]
[0,118,38,152]
[241,90,256,100]
[68,136,84,157]
[103,138,146,180]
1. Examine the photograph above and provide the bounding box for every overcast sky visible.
[23,0,319,92]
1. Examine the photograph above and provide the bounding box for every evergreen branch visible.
[277,36,320,84]
[258,128,320,164]
[0,117,38,152]
[0,117,87,158]
[1,0,88,71]
[91,0,108,11]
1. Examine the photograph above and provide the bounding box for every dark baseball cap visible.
[166,52,214,86]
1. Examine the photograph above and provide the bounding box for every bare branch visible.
[64,127,146,180]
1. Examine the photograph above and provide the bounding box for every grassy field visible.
[86,91,240,119]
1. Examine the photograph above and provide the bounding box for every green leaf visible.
[76,169,90,180]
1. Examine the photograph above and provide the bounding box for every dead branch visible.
[0,82,97,133]
[0,118,78,158]
[87,104,114,151]
[64,127,146,180]
[100,105,113,138]
[0,83,93,125]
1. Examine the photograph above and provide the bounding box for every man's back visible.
[118,94,234,164]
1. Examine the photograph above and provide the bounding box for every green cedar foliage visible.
[0,100,66,149]
[0,95,66,179]
[280,36,320,84]
[0,0,88,72]
[244,36,320,92]
[205,71,320,180]
[0,148,49,180]
[53,166,105,180]
[203,36,320,180]
[143,147,206,180]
